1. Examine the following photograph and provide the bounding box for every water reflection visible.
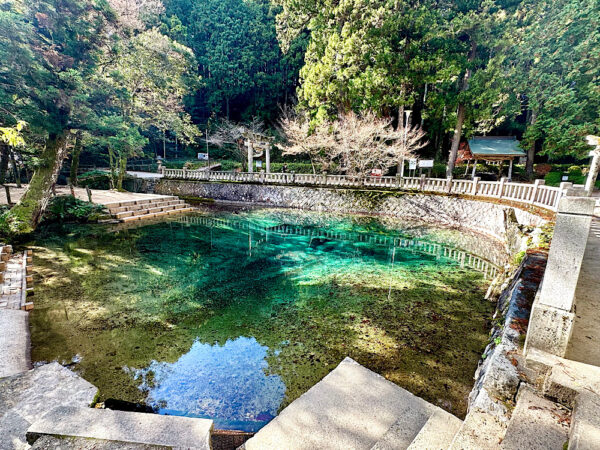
[132,337,285,432]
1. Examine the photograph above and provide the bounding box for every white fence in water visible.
[162,169,569,212]
[175,215,502,279]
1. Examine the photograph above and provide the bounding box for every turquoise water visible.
[31,208,498,431]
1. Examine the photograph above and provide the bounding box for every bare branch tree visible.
[279,110,428,176]
[277,107,336,174]
[206,118,266,170]
[107,0,165,31]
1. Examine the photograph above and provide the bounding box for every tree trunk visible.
[447,104,467,177]
[9,151,21,188]
[117,156,127,191]
[70,131,83,186]
[447,39,477,177]
[526,110,537,177]
[0,143,8,184]
[108,147,118,190]
[7,132,69,235]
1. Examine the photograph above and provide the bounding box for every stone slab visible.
[500,386,569,450]
[370,409,430,450]
[0,362,98,450]
[0,309,30,378]
[525,348,600,406]
[244,357,444,450]
[557,196,597,215]
[524,302,575,357]
[27,406,213,449]
[31,436,167,449]
[538,212,592,311]
[569,393,600,450]
[406,410,462,450]
[449,409,506,450]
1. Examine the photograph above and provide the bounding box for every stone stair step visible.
[406,410,463,450]
[103,196,177,209]
[526,348,600,406]
[108,200,184,214]
[120,207,194,222]
[500,386,569,450]
[243,357,443,450]
[26,406,213,449]
[569,392,600,450]
[369,410,429,450]
[449,409,506,450]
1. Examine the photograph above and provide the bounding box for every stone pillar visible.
[266,145,271,173]
[246,141,253,173]
[585,149,599,195]
[524,196,596,357]
[508,159,513,180]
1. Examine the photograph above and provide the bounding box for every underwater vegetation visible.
[30,208,496,431]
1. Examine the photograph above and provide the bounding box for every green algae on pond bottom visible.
[29,208,497,432]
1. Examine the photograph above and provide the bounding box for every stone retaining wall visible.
[156,180,547,247]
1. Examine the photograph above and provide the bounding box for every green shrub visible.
[544,172,562,186]
[568,165,582,176]
[78,170,111,189]
[43,196,106,224]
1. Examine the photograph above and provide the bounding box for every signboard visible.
[409,159,417,170]
[562,175,569,181]
[418,159,434,168]
[197,153,209,161]
[371,168,383,177]
[256,160,263,168]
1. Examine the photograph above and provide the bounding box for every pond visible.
[29,207,501,432]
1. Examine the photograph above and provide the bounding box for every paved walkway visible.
[566,217,600,366]
[0,184,172,206]
[1,251,26,310]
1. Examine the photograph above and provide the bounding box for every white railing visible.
[162,169,572,212]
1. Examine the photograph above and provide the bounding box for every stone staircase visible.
[242,358,464,450]
[104,195,194,222]
[241,356,600,450]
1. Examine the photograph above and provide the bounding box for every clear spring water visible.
[30,208,499,431]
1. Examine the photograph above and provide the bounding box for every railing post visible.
[498,177,507,198]
[419,174,426,191]
[445,176,453,193]
[471,176,480,195]
[529,179,544,204]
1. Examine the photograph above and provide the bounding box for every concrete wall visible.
[156,180,547,247]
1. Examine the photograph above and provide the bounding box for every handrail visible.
[161,169,571,212]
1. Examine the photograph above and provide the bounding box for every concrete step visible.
[120,207,194,222]
[526,348,600,406]
[27,406,213,449]
[243,357,449,450]
[500,386,569,450]
[0,363,98,449]
[114,203,185,219]
[108,200,184,214]
[569,392,600,450]
[406,410,463,450]
[103,196,178,209]
[449,409,506,450]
